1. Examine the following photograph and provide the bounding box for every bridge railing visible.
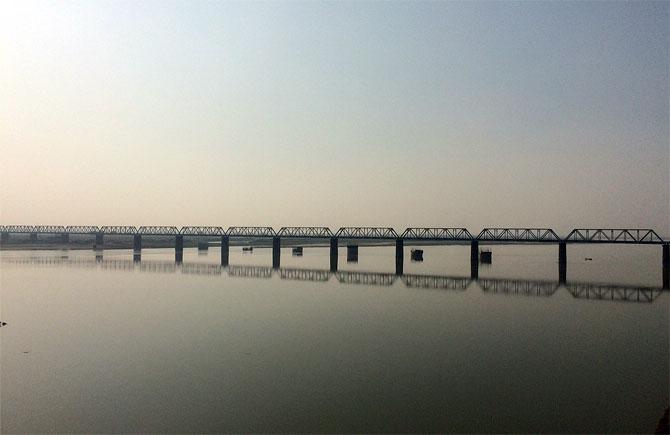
[335,227,399,239]
[477,228,560,242]
[226,227,277,237]
[565,229,664,244]
[179,226,224,236]
[400,227,473,240]
[277,227,334,238]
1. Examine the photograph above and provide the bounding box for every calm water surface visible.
[1,245,668,433]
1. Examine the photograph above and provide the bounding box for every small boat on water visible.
[292,247,303,256]
[242,247,253,252]
[480,250,492,264]
[411,249,424,261]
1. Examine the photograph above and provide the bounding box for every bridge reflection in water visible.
[1,255,665,303]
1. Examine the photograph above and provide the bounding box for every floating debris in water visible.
[0,322,6,327]
[584,257,593,261]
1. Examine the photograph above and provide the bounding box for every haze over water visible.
[1,1,669,434]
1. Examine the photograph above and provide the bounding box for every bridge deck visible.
[0,226,666,244]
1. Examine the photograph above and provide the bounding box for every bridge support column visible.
[347,245,358,263]
[221,236,229,267]
[395,238,404,275]
[663,244,669,290]
[95,232,103,250]
[133,252,141,263]
[330,238,338,272]
[61,233,69,244]
[559,242,567,284]
[1,232,8,244]
[272,237,281,269]
[470,240,479,279]
[30,232,37,242]
[133,234,142,253]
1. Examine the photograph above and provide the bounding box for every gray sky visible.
[1,1,668,235]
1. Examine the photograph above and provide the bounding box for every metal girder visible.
[479,278,559,296]
[477,228,560,242]
[179,226,224,236]
[566,283,662,303]
[181,263,223,276]
[335,271,397,286]
[400,227,473,240]
[226,227,276,237]
[65,226,100,234]
[565,229,664,244]
[401,274,471,290]
[33,225,65,233]
[279,267,332,282]
[2,225,36,233]
[335,227,399,239]
[138,226,179,235]
[227,265,274,278]
[277,227,334,238]
[100,226,137,235]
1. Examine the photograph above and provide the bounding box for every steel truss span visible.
[279,268,332,282]
[100,226,137,235]
[226,227,276,237]
[477,228,560,242]
[479,278,560,296]
[138,226,179,235]
[0,225,666,244]
[277,227,334,238]
[566,283,663,303]
[401,274,471,290]
[66,226,100,234]
[335,227,399,239]
[401,228,473,240]
[180,226,224,236]
[565,229,663,244]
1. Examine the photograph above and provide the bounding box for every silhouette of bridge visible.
[1,225,668,288]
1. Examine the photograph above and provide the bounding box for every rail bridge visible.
[1,225,668,288]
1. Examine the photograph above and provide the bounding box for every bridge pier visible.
[663,244,669,289]
[470,240,479,279]
[1,232,8,244]
[221,235,229,267]
[95,232,103,250]
[559,242,567,284]
[133,234,142,253]
[347,245,358,263]
[61,233,69,244]
[133,252,141,263]
[272,237,281,269]
[175,235,184,253]
[330,238,338,272]
[395,238,404,275]
[30,232,37,242]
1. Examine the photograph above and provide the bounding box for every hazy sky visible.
[1,1,668,235]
